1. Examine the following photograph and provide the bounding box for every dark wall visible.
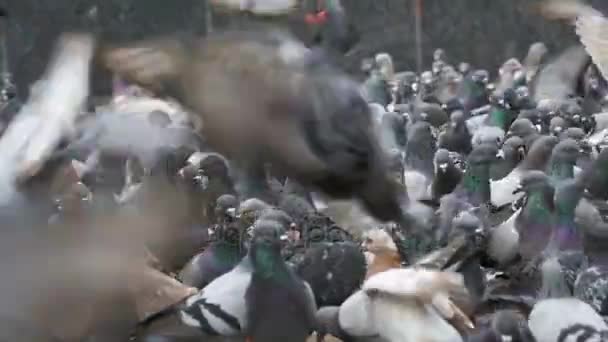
[2,0,608,96]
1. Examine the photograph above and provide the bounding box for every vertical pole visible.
[414,0,423,74]
[205,0,214,34]
[0,9,12,102]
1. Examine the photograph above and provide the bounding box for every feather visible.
[540,0,608,81]
[0,33,94,203]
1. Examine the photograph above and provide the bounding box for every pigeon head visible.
[420,71,434,86]
[250,219,287,266]
[471,70,489,84]
[450,110,466,126]
[491,310,531,342]
[148,110,172,128]
[507,118,537,139]
[563,127,585,142]
[468,143,501,166]
[178,152,229,191]
[515,170,551,195]
[238,198,271,227]
[214,193,238,219]
[433,48,445,61]
[451,210,485,245]
[549,116,566,135]
[551,139,581,165]
[502,136,526,161]
[434,149,452,173]
[258,208,295,233]
[458,62,471,75]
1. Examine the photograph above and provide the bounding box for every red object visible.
[305,10,328,25]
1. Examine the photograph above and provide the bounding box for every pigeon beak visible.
[554,126,563,133]
[535,124,542,132]
[226,207,236,218]
[496,150,505,159]
[583,188,592,199]
[439,163,448,172]
[280,234,289,241]
[512,184,524,194]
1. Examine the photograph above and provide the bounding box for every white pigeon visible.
[529,298,608,342]
[359,268,471,342]
[209,0,297,15]
[0,33,94,204]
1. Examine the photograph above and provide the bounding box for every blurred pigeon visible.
[0,33,94,204]
[523,42,549,84]
[531,45,589,104]
[210,0,297,15]
[101,30,411,228]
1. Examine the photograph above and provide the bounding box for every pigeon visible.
[209,0,297,16]
[0,33,94,205]
[490,136,525,181]
[101,30,412,229]
[177,215,246,289]
[363,69,392,107]
[546,138,581,183]
[574,215,608,316]
[451,143,501,207]
[295,241,366,307]
[491,135,558,208]
[549,116,567,136]
[531,45,589,104]
[528,298,607,342]
[506,118,541,152]
[244,219,317,342]
[430,148,463,202]
[438,110,473,155]
[361,268,470,342]
[538,176,587,299]
[180,219,316,341]
[581,147,608,200]
[405,120,437,180]
[538,0,608,83]
[362,227,403,279]
[523,42,549,84]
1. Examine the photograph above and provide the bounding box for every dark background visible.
[1,0,607,96]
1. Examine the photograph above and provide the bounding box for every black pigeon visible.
[101,30,411,229]
[178,195,245,289]
[438,110,473,155]
[295,241,366,307]
[431,148,462,201]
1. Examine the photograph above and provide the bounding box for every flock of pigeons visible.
[5,0,608,341]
